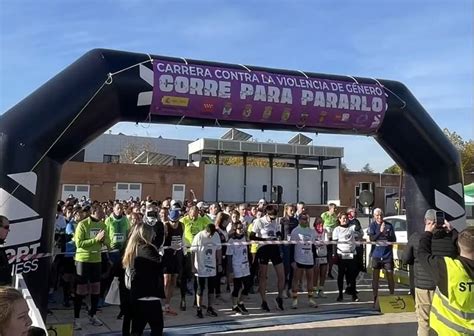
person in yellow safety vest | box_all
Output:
[418,220,473,335]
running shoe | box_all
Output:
[352,295,360,302]
[275,297,284,311]
[317,290,327,298]
[291,298,298,309]
[232,305,243,315]
[89,315,103,326]
[261,301,270,312]
[207,307,218,317]
[165,307,178,316]
[238,303,249,315]
[196,308,203,318]
[73,320,82,330]
[308,298,318,308]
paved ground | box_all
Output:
[46,269,417,335]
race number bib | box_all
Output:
[316,257,327,264]
[302,247,312,255]
[114,233,125,243]
[340,253,354,260]
[90,229,100,238]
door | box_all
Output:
[115,183,142,201]
[62,184,90,201]
[172,184,185,203]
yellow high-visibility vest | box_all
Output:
[430,257,474,336]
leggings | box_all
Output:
[180,254,193,298]
[337,258,357,294]
[232,276,252,298]
[196,276,217,296]
[131,300,163,336]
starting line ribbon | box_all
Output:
[7,239,405,263]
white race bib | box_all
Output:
[90,229,100,238]
[341,253,354,260]
[302,247,312,255]
[316,257,327,264]
[114,233,124,243]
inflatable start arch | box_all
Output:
[0,49,466,315]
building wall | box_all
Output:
[203,164,339,204]
[339,171,403,214]
[83,134,192,162]
[60,162,205,201]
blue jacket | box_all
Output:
[368,220,396,261]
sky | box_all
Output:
[1,0,472,172]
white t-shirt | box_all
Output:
[315,230,328,260]
[290,226,316,265]
[226,236,250,278]
[332,225,356,255]
[252,216,279,240]
[191,231,222,277]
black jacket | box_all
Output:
[403,230,458,290]
[417,231,473,300]
[0,243,12,286]
[130,244,165,301]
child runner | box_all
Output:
[226,222,251,315]
[191,224,222,318]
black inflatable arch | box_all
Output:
[0,49,466,314]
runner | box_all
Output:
[227,222,251,315]
[332,212,359,302]
[321,203,338,279]
[290,213,318,308]
[313,217,328,298]
[279,203,299,297]
[162,209,184,316]
[179,206,212,311]
[191,224,222,318]
[73,205,110,330]
[250,205,285,311]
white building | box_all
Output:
[69,131,343,204]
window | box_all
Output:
[172,184,186,203]
[103,154,120,163]
[129,184,141,190]
[115,183,142,201]
[61,184,90,201]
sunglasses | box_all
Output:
[1,225,10,230]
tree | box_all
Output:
[205,156,289,168]
[120,141,156,164]
[443,128,474,176]
[361,163,374,173]
[340,163,349,172]
[384,164,402,174]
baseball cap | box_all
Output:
[196,201,209,210]
[258,199,266,204]
[170,199,182,209]
[169,209,181,221]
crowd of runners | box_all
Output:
[44,196,400,335]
